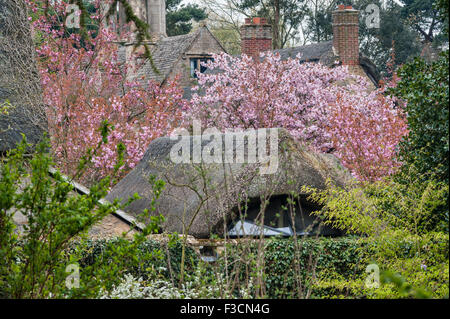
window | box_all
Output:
[190,57,212,78]
[226,195,343,238]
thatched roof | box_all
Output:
[105,128,352,238]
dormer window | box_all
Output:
[190,57,212,78]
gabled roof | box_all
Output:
[133,32,199,84]
[125,26,226,85]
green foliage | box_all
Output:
[216,236,364,299]
[301,177,449,299]
[65,236,198,298]
[166,0,208,36]
[389,50,449,184]
[313,236,449,299]
[435,0,449,37]
[263,237,363,298]
[398,0,448,45]
[0,133,123,298]
[380,270,433,298]
[79,233,446,299]
[0,100,12,116]
[61,173,168,298]
[304,175,448,235]
[0,122,171,298]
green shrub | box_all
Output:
[389,50,449,184]
[0,127,167,299]
[301,177,449,298]
[265,236,364,298]
[215,236,364,299]
[68,237,198,284]
[0,135,123,298]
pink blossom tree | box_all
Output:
[29,0,187,184]
[188,52,408,181]
[327,89,408,181]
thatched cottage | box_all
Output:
[92,4,378,239]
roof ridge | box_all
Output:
[274,40,333,52]
[158,29,200,42]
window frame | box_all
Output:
[188,55,213,79]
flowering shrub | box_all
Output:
[188,52,408,181]
[189,52,350,152]
[327,89,408,181]
[99,268,253,299]
[29,0,187,184]
[98,274,183,299]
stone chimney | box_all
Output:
[240,17,272,58]
[112,0,167,40]
[332,5,359,65]
[147,0,167,39]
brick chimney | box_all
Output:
[240,17,272,58]
[332,5,359,65]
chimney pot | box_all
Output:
[252,17,268,25]
[253,17,262,24]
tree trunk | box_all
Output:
[0,0,46,153]
[272,0,280,49]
